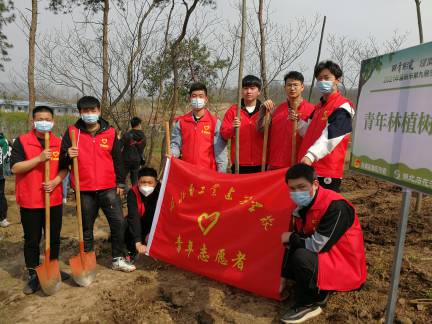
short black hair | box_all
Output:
[285,163,317,184]
[138,167,157,179]
[77,96,101,111]
[242,75,262,90]
[33,105,54,118]
[284,71,304,84]
[189,82,208,96]
[130,117,142,128]
[314,60,343,79]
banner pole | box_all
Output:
[384,188,412,324]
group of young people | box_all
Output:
[8,59,366,323]
[169,59,366,323]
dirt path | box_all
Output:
[0,172,431,323]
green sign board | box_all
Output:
[350,42,432,194]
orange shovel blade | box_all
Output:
[36,259,61,295]
[69,251,97,287]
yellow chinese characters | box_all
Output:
[198,243,210,262]
[185,240,194,257]
[214,248,228,266]
[175,235,183,254]
[232,251,246,271]
[260,215,274,231]
[224,187,235,200]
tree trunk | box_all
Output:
[235,0,247,174]
[308,16,326,102]
[27,0,38,129]
[101,0,110,114]
[258,0,268,99]
[414,0,424,44]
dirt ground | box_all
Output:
[0,171,431,324]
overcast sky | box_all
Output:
[1,0,431,86]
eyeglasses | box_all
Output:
[285,83,302,89]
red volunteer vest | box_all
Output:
[294,187,367,291]
[220,105,263,166]
[178,110,218,171]
[16,130,63,208]
[69,125,117,191]
[298,92,354,178]
[268,100,315,169]
[131,186,145,217]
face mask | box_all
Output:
[316,80,334,94]
[81,113,99,124]
[139,185,155,197]
[191,98,206,110]
[34,121,54,133]
[290,190,313,207]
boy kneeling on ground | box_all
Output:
[125,167,160,261]
[280,164,367,323]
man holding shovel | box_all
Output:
[258,71,315,170]
[60,96,135,274]
[11,106,68,294]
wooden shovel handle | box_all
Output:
[44,132,51,252]
[165,121,171,157]
[71,130,84,250]
[291,105,298,166]
[261,110,270,172]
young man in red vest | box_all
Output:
[258,71,315,170]
[280,164,366,323]
[124,167,160,262]
[11,106,68,294]
[60,96,135,272]
[221,75,264,173]
[170,82,227,172]
[298,61,355,192]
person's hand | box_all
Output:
[68,147,79,158]
[281,232,292,244]
[135,242,147,254]
[261,100,275,112]
[301,156,313,166]
[165,153,172,158]
[43,178,60,193]
[233,117,241,128]
[288,110,299,121]
[39,149,52,162]
[117,187,124,196]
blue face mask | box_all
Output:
[290,190,314,207]
[81,113,99,124]
[316,80,334,94]
[34,120,54,133]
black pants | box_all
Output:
[20,205,63,269]
[281,247,328,305]
[318,177,342,192]
[124,161,140,185]
[80,189,126,258]
[0,178,7,221]
[231,165,262,174]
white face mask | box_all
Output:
[139,185,155,197]
[191,98,206,110]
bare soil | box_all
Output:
[0,172,431,324]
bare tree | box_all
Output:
[414,0,423,44]
[257,0,268,98]
[27,0,37,128]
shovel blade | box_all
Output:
[36,259,61,296]
[69,251,97,287]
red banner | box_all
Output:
[147,158,294,299]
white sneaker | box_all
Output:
[112,257,136,272]
[0,219,10,228]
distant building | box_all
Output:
[0,99,78,116]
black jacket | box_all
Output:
[120,129,146,164]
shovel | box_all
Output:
[69,130,96,287]
[36,132,62,295]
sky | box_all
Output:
[0,0,431,87]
